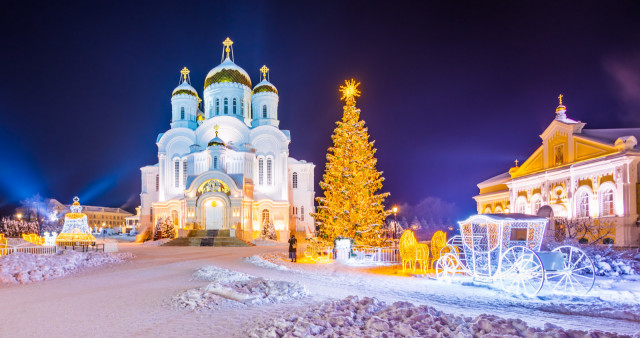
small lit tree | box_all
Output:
[312,80,390,246]
[261,221,276,240]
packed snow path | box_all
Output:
[0,244,637,336]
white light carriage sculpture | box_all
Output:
[435,214,595,296]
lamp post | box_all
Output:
[392,205,398,239]
[16,213,22,221]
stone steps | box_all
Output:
[161,229,250,247]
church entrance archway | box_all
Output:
[205,200,224,230]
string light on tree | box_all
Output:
[311,79,390,246]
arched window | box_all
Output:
[241,100,244,116]
[600,188,614,216]
[532,197,541,215]
[603,238,614,245]
[292,172,298,189]
[262,105,267,118]
[516,199,526,214]
[155,174,159,192]
[494,206,503,214]
[224,98,229,114]
[215,99,220,115]
[233,98,237,114]
[577,191,590,218]
[578,237,589,244]
[209,103,213,118]
[267,158,272,185]
[174,160,180,188]
[261,209,270,226]
[483,207,491,214]
[301,206,304,221]
[258,158,264,185]
[213,156,218,169]
[182,160,188,188]
[180,107,185,120]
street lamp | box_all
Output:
[16,213,22,221]
[391,205,399,239]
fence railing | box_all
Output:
[351,245,400,264]
[0,245,57,256]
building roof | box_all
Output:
[579,128,640,146]
[204,58,252,89]
[477,171,510,189]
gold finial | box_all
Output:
[558,94,563,106]
[260,65,269,80]
[339,79,361,103]
[180,67,190,82]
[214,124,220,136]
[515,159,519,167]
[223,37,233,59]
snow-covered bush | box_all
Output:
[260,221,276,240]
[0,217,39,237]
[247,296,621,337]
[542,240,638,277]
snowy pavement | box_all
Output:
[0,244,637,336]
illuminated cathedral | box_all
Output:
[475,96,640,246]
[139,38,315,242]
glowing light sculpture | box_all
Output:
[55,197,96,246]
[430,231,447,269]
[434,214,595,296]
[399,230,429,273]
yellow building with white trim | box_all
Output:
[474,96,640,246]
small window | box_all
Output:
[601,189,614,216]
[155,174,159,192]
[174,160,180,188]
[233,98,237,114]
[183,160,188,188]
[578,237,589,244]
[241,100,244,116]
[214,156,218,169]
[258,158,264,185]
[224,98,229,114]
[301,206,304,221]
[510,228,527,241]
[262,105,267,118]
[578,191,590,218]
[208,104,213,118]
[215,99,220,115]
[180,107,185,120]
[267,158,272,185]
[292,172,298,189]
[603,238,614,245]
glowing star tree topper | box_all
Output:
[311,79,391,246]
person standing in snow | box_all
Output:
[288,234,297,262]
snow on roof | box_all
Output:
[477,171,510,188]
[579,128,640,146]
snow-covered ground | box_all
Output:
[0,244,637,336]
[0,250,132,284]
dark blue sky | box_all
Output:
[1,1,639,217]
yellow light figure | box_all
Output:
[399,229,429,273]
[55,197,96,246]
[0,234,7,256]
[303,242,333,263]
[22,233,45,246]
[430,231,447,269]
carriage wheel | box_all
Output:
[497,246,545,297]
[435,253,460,282]
[546,246,595,295]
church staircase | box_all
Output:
[162,229,251,247]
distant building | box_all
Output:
[474,96,640,246]
[48,199,133,230]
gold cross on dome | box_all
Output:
[515,159,519,167]
[180,67,190,82]
[222,37,233,58]
[260,65,269,80]
[214,124,220,136]
[558,94,563,105]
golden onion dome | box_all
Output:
[252,79,278,95]
[172,81,199,98]
[204,58,252,90]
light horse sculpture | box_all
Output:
[399,230,430,273]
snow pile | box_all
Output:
[245,254,289,271]
[580,245,639,276]
[0,250,133,284]
[250,238,283,246]
[174,266,307,310]
[191,265,252,283]
[247,296,622,337]
[140,238,172,246]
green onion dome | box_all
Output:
[204,58,252,90]
[252,79,278,95]
[172,82,198,98]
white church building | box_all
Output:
[139,38,315,242]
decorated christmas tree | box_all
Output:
[261,221,276,240]
[312,79,390,246]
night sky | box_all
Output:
[1,1,639,218]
